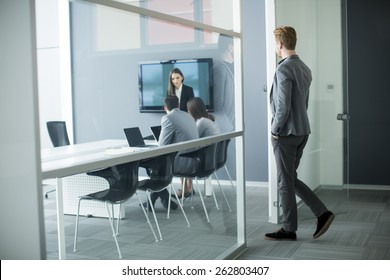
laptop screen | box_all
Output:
[123,127,145,147]
[150,125,161,141]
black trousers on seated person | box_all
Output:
[150,189,169,204]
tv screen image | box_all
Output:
[138,58,213,112]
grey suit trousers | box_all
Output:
[272,134,327,232]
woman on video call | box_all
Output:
[167,68,194,112]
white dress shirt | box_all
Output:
[175,84,182,102]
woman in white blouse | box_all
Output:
[167,68,194,112]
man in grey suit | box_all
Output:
[212,33,235,132]
[149,95,199,209]
[212,33,236,181]
[265,26,335,241]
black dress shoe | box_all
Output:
[265,228,297,241]
[185,190,195,198]
[173,190,195,199]
[313,211,335,239]
[161,199,178,210]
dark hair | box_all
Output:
[187,97,215,121]
[167,68,184,96]
[164,95,179,111]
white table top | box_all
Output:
[41,139,158,180]
[41,133,242,180]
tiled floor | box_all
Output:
[238,188,390,260]
[43,184,390,260]
[43,181,239,260]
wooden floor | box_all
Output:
[43,183,390,260]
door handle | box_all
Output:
[337,113,350,121]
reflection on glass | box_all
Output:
[146,0,195,45]
[145,0,236,43]
[95,4,141,51]
[212,34,235,132]
[70,0,240,259]
[212,34,236,180]
[115,0,235,32]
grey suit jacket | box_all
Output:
[212,59,235,132]
[159,108,199,174]
[270,55,312,136]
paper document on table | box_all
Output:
[104,146,135,155]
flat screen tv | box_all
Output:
[138,58,213,112]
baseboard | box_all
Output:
[140,176,269,188]
[245,181,268,188]
[342,184,390,191]
[318,184,344,190]
[319,184,390,191]
[138,179,390,191]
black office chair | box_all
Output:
[137,152,190,240]
[212,139,233,211]
[214,139,235,191]
[185,141,231,212]
[73,161,158,259]
[44,121,71,198]
[174,143,218,222]
[47,121,70,147]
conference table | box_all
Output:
[41,139,164,259]
[41,132,240,259]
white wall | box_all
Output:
[267,0,343,222]
[36,0,72,148]
[0,0,46,259]
[275,0,321,190]
[275,0,343,188]
[36,0,61,148]
[317,0,343,186]
[242,1,269,183]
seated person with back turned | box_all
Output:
[187,97,220,138]
[185,97,220,197]
[147,95,199,210]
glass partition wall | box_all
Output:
[66,0,245,260]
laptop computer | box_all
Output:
[123,127,157,148]
[149,125,161,142]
